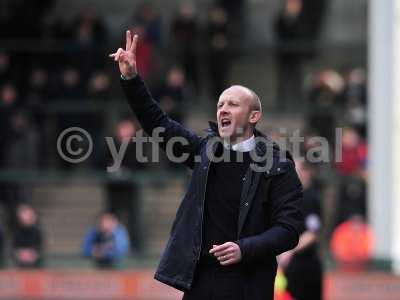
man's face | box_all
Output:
[217,86,254,143]
[99,214,117,234]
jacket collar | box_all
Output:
[204,121,292,176]
[223,135,255,152]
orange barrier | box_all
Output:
[325,271,400,300]
[0,270,182,300]
[1,270,400,299]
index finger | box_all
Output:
[209,243,230,254]
[126,30,132,51]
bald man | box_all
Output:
[111,31,303,300]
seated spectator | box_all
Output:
[155,66,188,124]
[335,127,367,178]
[12,204,44,268]
[207,5,230,101]
[0,52,17,84]
[70,9,109,73]
[102,118,150,172]
[306,69,345,143]
[82,212,130,268]
[133,2,163,48]
[342,68,367,138]
[59,67,85,99]
[171,1,199,90]
[87,70,111,99]
[127,25,155,80]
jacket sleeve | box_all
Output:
[237,160,303,264]
[81,229,96,257]
[114,226,130,258]
[120,75,202,169]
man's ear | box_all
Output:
[249,111,262,125]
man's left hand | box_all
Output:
[209,242,242,266]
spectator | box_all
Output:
[343,68,367,138]
[0,52,17,85]
[12,204,44,268]
[207,5,230,101]
[171,1,199,90]
[334,127,367,224]
[103,118,149,172]
[6,111,39,169]
[82,212,130,268]
[155,66,188,124]
[103,119,150,251]
[306,69,345,143]
[274,0,305,108]
[69,9,109,74]
[27,66,51,105]
[335,127,367,177]
[336,176,367,225]
[279,160,323,300]
[274,0,326,109]
[58,67,85,99]
[0,84,26,227]
[133,2,163,48]
[0,83,19,166]
[217,0,245,38]
[87,70,111,100]
[127,25,155,80]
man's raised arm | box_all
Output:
[109,31,201,168]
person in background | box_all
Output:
[12,204,44,268]
[171,1,199,91]
[334,127,367,224]
[133,2,163,49]
[342,68,367,138]
[306,69,345,143]
[278,160,322,300]
[103,119,148,252]
[127,25,155,80]
[274,0,326,109]
[217,0,245,39]
[155,66,188,125]
[82,212,130,268]
[207,5,230,101]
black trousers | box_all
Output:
[182,258,245,300]
[285,247,322,300]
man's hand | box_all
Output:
[277,250,293,269]
[109,30,138,79]
[209,242,242,266]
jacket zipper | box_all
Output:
[197,159,211,262]
[236,168,251,240]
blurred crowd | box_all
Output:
[0,203,130,269]
[0,0,369,286]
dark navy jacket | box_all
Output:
[121,75,303,300]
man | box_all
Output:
[279,160,322,300]
[13,204,43,268]
[82,212,130,268]
[110,31,303,300]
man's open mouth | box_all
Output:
[221,118,231,128]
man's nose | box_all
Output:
[219,107,229,115]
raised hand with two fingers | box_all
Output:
[109,30,139,79]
